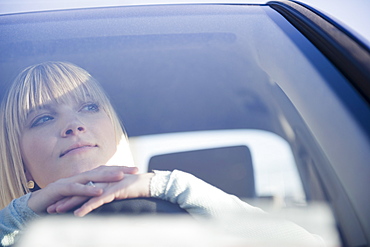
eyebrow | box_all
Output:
[27,104,54,116]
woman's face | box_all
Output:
[20,98,117,188]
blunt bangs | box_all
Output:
[12,62,111,131]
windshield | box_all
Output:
[2,4,368,246]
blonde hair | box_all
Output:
[0,61,126,209]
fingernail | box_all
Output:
[74,209,83,217]
[94,188,103,194]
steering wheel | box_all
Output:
[90,198,188,215]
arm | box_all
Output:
[48,169,324,245]
[150,170,264,218]
[150,170,325,245]
[0,194,39,247]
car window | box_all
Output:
[1,4,369,245]
[0,1,357,208]
[130,130,306,204]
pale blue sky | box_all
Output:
[302,0,370,47]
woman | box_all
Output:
[0,62,323,246]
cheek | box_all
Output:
[93,115,118,157]
[102,119,118,153]
[20,131,55,178]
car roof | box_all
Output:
[1,0,369,48]
[0,0,266,15]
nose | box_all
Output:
[61,121,86,137]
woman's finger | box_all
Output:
[67,166,138,185]
[74,193,116,217]
[28,182,103,214]
[49,182,108,214]
[55,195,89,213]
[28,167,137,214]
[124,166,139,174]
[73,173,153,217]
[47,197,70,213]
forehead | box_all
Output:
[24,79,97,109]
[27,97,83,113]
[27,91,98,111]
[21,87,99,125]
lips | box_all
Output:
[60,143,97,157]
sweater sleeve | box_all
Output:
[149,170,325,246]
[0,193,40,247]
[150,169,264,218]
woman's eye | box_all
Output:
[31,115,54,127]
[81,103,99,112]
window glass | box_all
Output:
[1,4,368,210]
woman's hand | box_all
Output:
[27,166,138,214]
[47,172,155,217]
